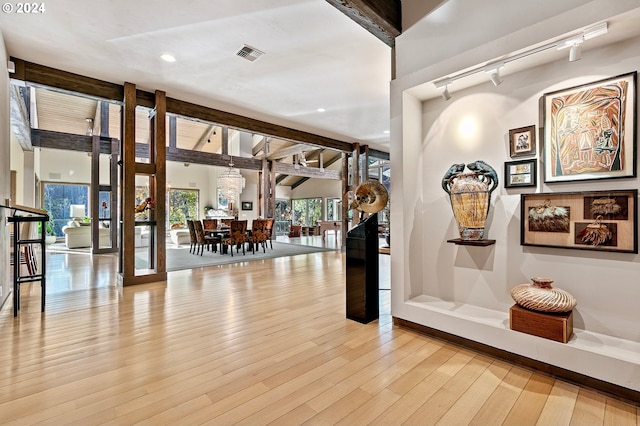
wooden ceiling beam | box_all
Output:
[10,58,356,153]
[252,136,268,156]
[273,162,341,180]
[191,124,215,151]
[31,128,262,170]
[289,153,342,189]
[325,0,401,47]
[264,143,317,161]
[31,128,117,153]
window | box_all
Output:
[326,198,341,221]
[274,199,291,236]
[292,198,322,226]
[42,183,89,237]
[169,188,199,226]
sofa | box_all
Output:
[62,222,150,248]
[62,223,111,248]
[170,228,191,245]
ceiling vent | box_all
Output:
[236,45,265,62]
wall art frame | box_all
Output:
[543,71,637,183]
[520,189,637,253]
[509,125,536,158]
[504,159,537,188]
[241,201,253,210]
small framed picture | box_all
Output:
[241,201,253,210]
[504,159,537,188]
[509,125,536,158]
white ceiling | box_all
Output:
[0,0,392,150]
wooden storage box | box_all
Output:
[510,304,573,343]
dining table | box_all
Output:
[206,228,230,253]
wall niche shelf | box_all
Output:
[447,238,496,246]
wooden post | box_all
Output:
[121,83,136,278]
[261,158,269,217]
[341,152,349,247]
[269,160,276,218]
[153,90,167,276]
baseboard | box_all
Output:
[394,316,640,405]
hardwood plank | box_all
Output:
[336,388,401,425]
[569,388,607,425]
[604,397,638,426]
[536,380,580,426]
[402,353,492,424]
[436,360,511,425]
[503,373,555,426]
[469,366,532,426]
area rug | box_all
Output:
[135,241,336,271]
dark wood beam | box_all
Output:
[191,124,214,152]
[264,144,310,160]
[325,0,401,47]
[31,129,118,153]
[252,136,267,156]
[99,101,110,138]
[11,58,124,101]
[164,148,263,170]
[166,97,354,153]
[168,115,177,152]
[365,147,389,160]
[31,128,262,170]
[275,174,288,185]
[12,58,356,154]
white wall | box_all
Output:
[0,31,11,308]
[291,178,341,200]
[391,1,640,392]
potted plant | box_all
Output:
[44,211,56,244]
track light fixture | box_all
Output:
[489,67,503,86]
[432,22,608,98]
[569,43,582,62]
[441,85,452,101]
[434,79,453,101]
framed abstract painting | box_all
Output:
[543,72,637,183]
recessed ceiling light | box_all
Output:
[161,54,176,63]
[383,130,390,134]
[317,108,326,113]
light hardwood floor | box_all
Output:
[1,245,638,425]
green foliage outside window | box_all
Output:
[169,189,199,226]
[292,198,322,226]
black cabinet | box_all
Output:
[346,214,379,323]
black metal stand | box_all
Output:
[346,213,379,323]
[6,207,48,317]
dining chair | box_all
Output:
[264,218,275,249]
[248,219,268,254]
[203,218,217,231]
[192,220,216,255]
[221,220,248,256]
[186,220,197,254]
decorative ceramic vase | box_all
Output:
[510,277,577,313]
[442,161,498,240]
